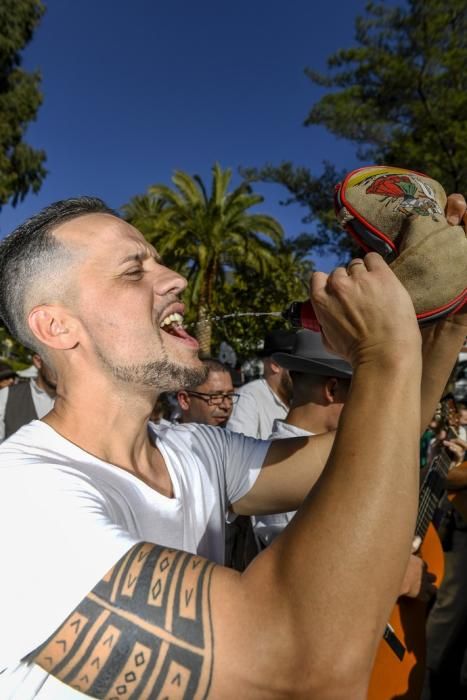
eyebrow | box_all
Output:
[119,250,162,265]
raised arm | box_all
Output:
[235,194,466,518]
[29,255,422,700]
[420,193,466,429]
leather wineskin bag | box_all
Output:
[334,166,466,324]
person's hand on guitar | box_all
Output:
[443,436,467,467]
[398,554,437,602]
[443,437,467,493]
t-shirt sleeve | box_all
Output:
[221,428,271,506]
[226,388,260,438]
[252,512,295,546]
[0,464,138,667]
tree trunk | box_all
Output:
[195,305,211,358]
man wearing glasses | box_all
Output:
[176,358,250,569]
[176,358,238,428]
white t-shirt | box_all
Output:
[252,421,313,547]
[227,378,288,439]
[0,420,269,699]
[269,419,312,440]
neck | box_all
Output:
[285,402,331,435]
[42,370,172,495]
[35,374,56,398]
[266,375,290,408]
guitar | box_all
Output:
[367,401,458,699]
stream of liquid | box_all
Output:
[206,311,282,323]
[185,310,283,330]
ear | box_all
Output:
[268,359,282,375]
[323,377,339,404]
[177,391,190,411]
[31,353,42,370]
[28,305,79,351]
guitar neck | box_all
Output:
[416,447,453,540]
[416,405,460,540]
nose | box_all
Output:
[153,262,187,297]
[218,396,234,411]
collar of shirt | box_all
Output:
[264,379,288,412]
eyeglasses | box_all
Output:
[186,391,240,406]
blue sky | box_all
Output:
[1,0,371,270]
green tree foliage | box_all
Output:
[0,0,46,209]
[0,321,32,368]
[119,193,166,239]
[245,0,467,260]
[123,164,311,358]
[306,0,467,192]
[210,243,312,360]
[241,161,358,261]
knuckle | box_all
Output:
[448,193,466,204]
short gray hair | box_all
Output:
[0,196,116,353]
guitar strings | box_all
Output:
[417,454,452,531]
[416,422,459,536]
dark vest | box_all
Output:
[4,381,38,439]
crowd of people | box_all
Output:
[0,195,465,699]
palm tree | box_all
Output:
[120,193,166,238]
[123,163,285,354]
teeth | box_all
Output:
[160,312,184,328]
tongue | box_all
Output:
[170,325,195,341]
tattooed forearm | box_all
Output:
[29,543,215,699]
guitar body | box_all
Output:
[367,523,444,700]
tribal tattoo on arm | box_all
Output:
[28,543,215,699]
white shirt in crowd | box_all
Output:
[269,419,312,441]
[227,378,288,439]
[0,380,55,442]
[0,420,269,699]
[252,419,313,548]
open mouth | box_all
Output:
[160,311,184,335]
[159,310,199,348]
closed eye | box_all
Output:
[124,268,145,279]
[121,253,161,280]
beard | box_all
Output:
[95,346,208,392]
